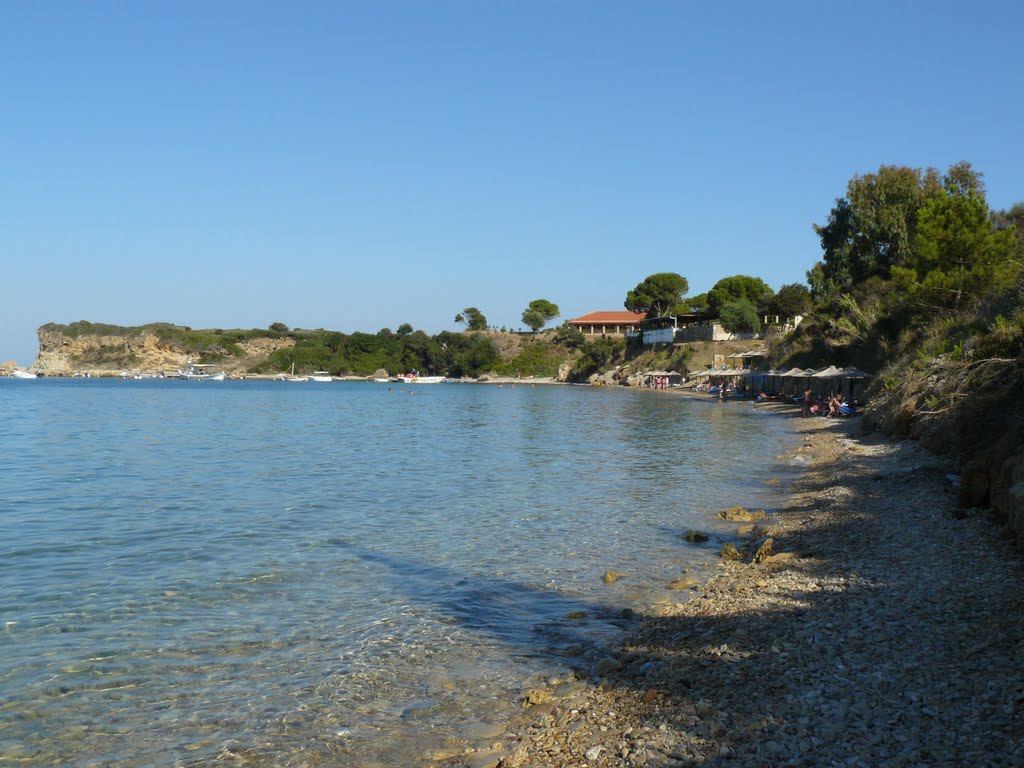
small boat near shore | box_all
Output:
[390,373,447,384]
[179,363,226,381]
[309,371,333,382]
[11,369,38,379]
[277,363,308,383]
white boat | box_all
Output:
[277,363,308,383]
[309,371,333,382]
[11,369,38,379]
[391,373,446,384]
[179,362,226,381]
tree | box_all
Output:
[396,323,414,337]
[718,299,762,334]
[766,283,812,319]
[706,275,774,315]
[894,190,1020,314]
[521,299,560,332]
[436,331,499,377]
[269,322,290,333]
[993,202,1024,257]
[683,292,709,312]
[455,307,487,331]
[553,322,586,349]
[809,163,984,300]
[624,273,689,316]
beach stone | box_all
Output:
[682,530,710,543]
[719,543,745,560]
[464,749,505,768]
[668,577,701,591]
[596,657,622,675]
[465,722,505,741]
[602,570,626,584]
[522,689,552,707]
[401,700,439,720]
[526,701,556,717]
[718,506,767,522]
[762,552,799,571]
[752,538,774,563]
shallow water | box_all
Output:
[0,379,800,766]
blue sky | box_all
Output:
[2,1,1022,364]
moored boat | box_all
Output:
[277,363,308,382]
[11,369,38,379]
[309,371,333,382]
[391,373,447,384]
[179,362,226,381]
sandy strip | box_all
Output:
[446,414,1024,768]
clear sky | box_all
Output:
[2,1,1022,365]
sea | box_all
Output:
[0,378,802,767]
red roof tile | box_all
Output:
[569,311,646,324]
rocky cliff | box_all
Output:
[33,326,294,375]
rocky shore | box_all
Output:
[443,415,1024,768]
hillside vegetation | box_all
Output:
[37,321,584,379]
[767,162,1024,543]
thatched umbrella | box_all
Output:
[812,365,844,395]
[779,367,809,398]
[838,366,872,401]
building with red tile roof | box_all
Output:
[568,311,646,336]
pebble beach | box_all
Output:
[444,411,1024,768]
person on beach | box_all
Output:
[827,394,840,417]
[802,387,813,416]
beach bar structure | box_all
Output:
[568,311,646,336]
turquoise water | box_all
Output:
[0,379,799,766]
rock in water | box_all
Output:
[668,577,701,590]
[718,506,767,522]
[682,529,710,543]
[602,570,626,584]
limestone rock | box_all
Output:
[719,543,745,560]
[717,506,767,522]
[752,538,774,564]
[602,570,626,584]
[464,750,505,768]
[761,552,799,571]
[522,688,552,707]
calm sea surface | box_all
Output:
[0,379,801,766]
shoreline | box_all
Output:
[443,415,1024,767]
